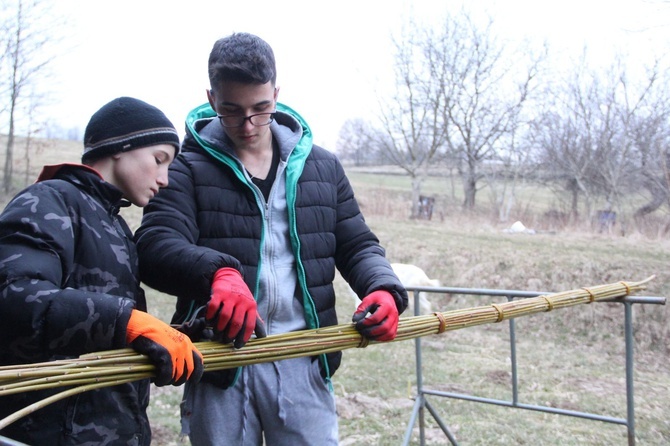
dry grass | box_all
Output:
[0,137,668,445]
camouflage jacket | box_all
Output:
[0,164,151,445]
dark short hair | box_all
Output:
[208,32,277,89]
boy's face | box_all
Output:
[109,144,175,207]
[207,81,278,152]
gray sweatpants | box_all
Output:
[181,356,338,445]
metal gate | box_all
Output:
[401,285,666,446]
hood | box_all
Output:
[36,163,102,183]
[183,101,313,165]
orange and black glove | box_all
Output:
[126,310,204,386]
[206,267,264,349]
[352,290,400,341]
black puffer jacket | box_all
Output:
[135,103,407,386]
[0,165,150,445]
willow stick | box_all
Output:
[0,276,654,429]
[0,377,139,430]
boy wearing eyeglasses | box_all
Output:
[135,32,408,445]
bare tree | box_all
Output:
[0,0,57,193]
[375,21,448,218]
[631,80,670,219]
[534,56,666,222]
[484,124,537,222]
[371,11,543,216]
[335,118,384,166]
[433,13,539,210]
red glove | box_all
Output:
[352,290,399,341]
[206,267,260,349]
[126,310,204,386]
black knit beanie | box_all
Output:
[82,97,180,163]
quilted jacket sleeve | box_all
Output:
[0,184,134,363]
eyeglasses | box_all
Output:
[216,112,276,128]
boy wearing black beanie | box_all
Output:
[0,97,203,445]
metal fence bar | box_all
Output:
[507,296,519,406]
[625,302,636,446]
[403,289,460,445]
[401,286,666,446]
[420,388,628,423]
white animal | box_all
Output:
[348,263,440,316]
[503,220,536,234]
[390,263,439,315]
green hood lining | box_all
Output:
[184,102,332,383]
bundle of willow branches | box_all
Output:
[0,277,653,428]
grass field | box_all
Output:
[1,138,668,445]
[139,186,669,445]
[140,213,669,446]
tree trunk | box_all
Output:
[634,179,668,218]
[462,169,477,210]
[410,174,422,219]
[3,111,16,193]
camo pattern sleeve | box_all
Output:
[0,179,137,364]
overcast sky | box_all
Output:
[47,0,669,149]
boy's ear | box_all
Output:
[207,89,216,110]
